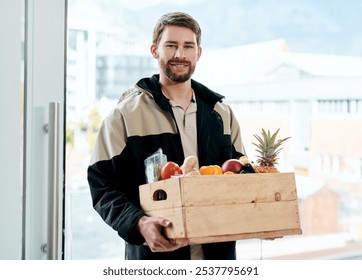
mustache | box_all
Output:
[167,59,191,65]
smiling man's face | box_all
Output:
[151,25,202,83]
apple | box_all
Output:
[160,161,182,179]
[221,159,243,174]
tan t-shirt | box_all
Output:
[168,91,204,260]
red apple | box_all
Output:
[160,161,182,179]
[221,159,243,174]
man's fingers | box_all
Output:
[148,240,185,252]
[163,220,171,227]
[138,216,184,252]
[156,217,171,228]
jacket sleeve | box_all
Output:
[213,102,246,159]
[87,108,146,245]
[228,105,247,157]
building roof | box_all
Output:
[195,39,289,86]
[218,76,362,101]
[269,52,362,78]
[194,39,362,87]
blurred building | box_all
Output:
[194,39,362,240]
[67,28,157,123]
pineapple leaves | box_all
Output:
[252,128,291,167]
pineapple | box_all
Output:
[252,128,290,173]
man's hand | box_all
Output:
[136,216,185,252]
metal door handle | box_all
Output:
[47,102,60,259]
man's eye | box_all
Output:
[166,44,176,48]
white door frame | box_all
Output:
[0,0,24,261]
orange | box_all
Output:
[199,165,222,175]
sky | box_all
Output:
[69,0,362,57]
[117,0,201,10]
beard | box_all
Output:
[160,58,196,83]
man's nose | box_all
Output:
[174,47,185,59]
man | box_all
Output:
[87,12,246,260]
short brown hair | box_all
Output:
[152,12,202,47]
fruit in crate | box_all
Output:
[238,156,256,173]
[160,161,182,179]
[199,165,223,175]
[252,128,291,173]
[221,159,243,174]
[181,155,200,176]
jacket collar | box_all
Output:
[136,74,225,108]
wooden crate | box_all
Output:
[139,172,302,245]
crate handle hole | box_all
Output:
[153,189,167,201]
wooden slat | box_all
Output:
[170,229,303,245]
[145,200,301,242]
[181,173,297,207]
[140,173,298,210]
[184,200,300,237]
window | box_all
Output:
[317,99,362,114]
[66,0,362,260]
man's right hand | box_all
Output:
[136,216,185,252]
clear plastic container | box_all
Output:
[144,148,167,183]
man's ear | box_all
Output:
[197,46,202,61]
[150,44,158,58]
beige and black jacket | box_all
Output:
[87,74,245,260]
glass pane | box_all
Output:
[65,0,362,259]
